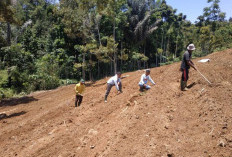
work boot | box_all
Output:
[104,95,107,103]
[183,87,188,91]
[180,80,185,91]
[181,81,188,91]
[183,81,188,91]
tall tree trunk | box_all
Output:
[175,31,179,58]
[160,29,164,64]
[113,58,117,74]
[7,22,12,87]
[175,41,178,58]
[110,61,113,75]
[96,20,101,79]
[89,72,92,82]
[133,60,135,71]
[82,53,85,80]
[97,58,100,79]
[97,22,101,46]
[120,42,123,72]
[156,53,158,67]
[163,39,166,63]
[166,36,170,62]
[7,22,11,46]
[113,16,117,74]
[89,54,93,81]
[143,44,146,69]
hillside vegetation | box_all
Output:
[0,49,231,156]
[1,0,232,97]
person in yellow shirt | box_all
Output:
[74,79,85,107]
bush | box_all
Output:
[40,75,60,90]
[213,47,227,52]
[0,88,14,99]
[150,63,157,68]
[173,58,180,62]
[160,61,174,66]
[26,74,60,92]
[0,89,4,99]
[192,50,205,57]
[0,70,8,88]
[24,54,61,91]
[65,79,73,84]
[60,79,78,85]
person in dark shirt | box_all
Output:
[180,44,197,91]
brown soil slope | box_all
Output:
[0,49,232,157]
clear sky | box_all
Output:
[165,0,232,23]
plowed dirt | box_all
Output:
[0,49,232,157]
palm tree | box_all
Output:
[127,0,162,68]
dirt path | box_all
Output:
[0,49,232,157]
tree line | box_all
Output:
[0,0,232,98]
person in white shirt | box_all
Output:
[139,69,156,91]
[105,72,122,102]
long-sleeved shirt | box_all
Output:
[107,74,121,91]
[75,83,85,95]
[139,74,155,85]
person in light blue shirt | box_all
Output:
[139,69,156,91]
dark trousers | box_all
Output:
[75,95,83,107]
[105,82,122,100]
[139,84,151,92]
[181,68,189,81]
[139,85,144,91]
[139,85,147,92]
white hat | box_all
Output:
[187,44,196,51]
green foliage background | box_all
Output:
[0,0,232,98]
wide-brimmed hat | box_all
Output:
[187,44,196,51]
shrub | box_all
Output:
[0,88,14,99]
[0,70,8,88]
[27,74,60,92]
[173,58,180,62]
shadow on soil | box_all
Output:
[0,111,27,120]
[187,82,196,89]
[0,96,38,107]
